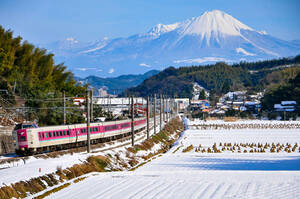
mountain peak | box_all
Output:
[179,10,253,37]
[148,23,180,37]
[147,10,254,41]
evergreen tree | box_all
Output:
[198,90,206,100]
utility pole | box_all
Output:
[63,91,66,125]
[146,96,150,139]
[163,95,165,123]
[128,96,130,117]
[131,96,135,146]
[166,97,168,122]
[154,94,156,134]
[86,90,91,153]
[160,94,162,131]
[90,89,93,122]
[108,95,110,113]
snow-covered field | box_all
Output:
[0,119,164,185]
[40,119,300,199]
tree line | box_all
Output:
[0,26,87,125]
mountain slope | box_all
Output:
[43,10,300,77]
[122,56,300,98]
[76,70,159,95]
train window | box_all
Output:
[96,127,98,132]
[45,133,47,138]
[49,132,52,137]
[121,123,130,128]
[60,131,63,136]
[14,124,22,130]
[84,128,86,133]
[56,131,59,136]
[67,130,70,135]
[80,129,83,134]
[42,133,44,138]
[63,131,66,136]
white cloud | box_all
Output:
[139,63,151,68]
[66,37,78,43]
[77,67,96,71]
[108,68,115,74]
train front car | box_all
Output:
[12,122,38,155]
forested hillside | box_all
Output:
[123,56,300,98]
[0,26,86,125]
[75,70,159,94]
[262,70,300,110]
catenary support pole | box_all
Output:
[90,89,93,122]
[146,96,150,139]
[163,95,165,123]
[166,97,168,122]
[63,90,66,125]
[154,94,156,134]
[86,90,91,153]
[160,94,162,131]
[131,96,135,146]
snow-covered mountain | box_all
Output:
[42,10,300,77]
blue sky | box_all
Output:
[0,0,300,44]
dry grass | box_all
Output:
[0,117,184,199]
[172,146,182,154]
[73,177,87,183]
[33,183,71,199]
[224,117,238,122]
[182,145,194,153]
[195,142,299,154]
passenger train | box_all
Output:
[12,118,146,155]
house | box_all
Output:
[274,101,297,112]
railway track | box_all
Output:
[0,116,164,167]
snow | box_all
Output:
[148,23,180,37]
[79,43,107,54]
[187,119,300,125]
[39,119,300,199]
[174,57,232,64]
[0,117,164,185]
[45,10,300,77]
[281,101,297,105]
[178,10,253,38]
[41,170,300,199]
[258,30,268,35]
[236,47,255,56]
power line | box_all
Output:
[1,97,78,101]
[4,106,82,110]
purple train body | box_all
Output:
[12,118,146,154]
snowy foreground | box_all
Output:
[42,119,300,199]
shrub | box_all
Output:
[182,145,194,153]
[207,148,212,153]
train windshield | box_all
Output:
[19,135,26,141]
[14,123,38,130]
